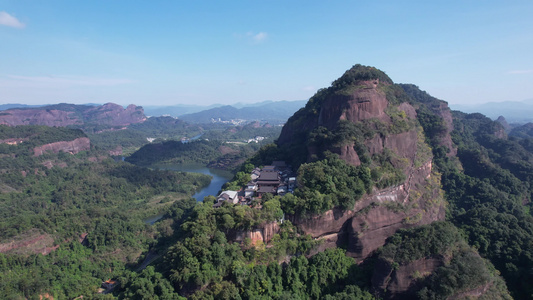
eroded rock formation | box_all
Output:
[0,103,146,127]
[33,137,91,156]
[279,67,449,261]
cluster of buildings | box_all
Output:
[213,161,296,208]
[246,136,266,143]
[210,118,247,125]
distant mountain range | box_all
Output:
[0,103,145,129]
[142,104,223,117]
[178,100,307,124]
[2,100,307,125]
[450,98,533,123]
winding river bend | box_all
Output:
[157,163,233,201]
[144,163,233,225]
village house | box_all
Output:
[251,167,261,181]
[255,165,281,197]
[213,190,239,207]
[244,182,258,199]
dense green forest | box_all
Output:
[86,116,204,154]
[0,126,211,298]
[125,122,280,170]
[376,221,511,299]
[402,84,533,299]
[89,117,281,165]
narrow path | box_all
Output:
[135,251,160,272]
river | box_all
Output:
[157,163,233,201]
[144,163,233,224]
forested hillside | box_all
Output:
[403,84,533,299]
[126,122,281,170]
[0,125,211,298]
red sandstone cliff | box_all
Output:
[0,109,81,127]
[0,103,146,128]
[33,137,91,156]
[278,67,448,262]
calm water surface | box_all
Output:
[144,163,233,224]
[157,163,233,201]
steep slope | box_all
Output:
[276,65,446,261]
[372,222,511,299]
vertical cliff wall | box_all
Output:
[278,65,448,261]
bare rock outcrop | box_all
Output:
[230,222,280,246]
[290,159,445,261]
[0,109,81,127]
[83,103,146,126]
[33,137,90,156]
[318,80,390,129]
[278,66,448,262]
[372,257,444,297]
[0,229,58,255]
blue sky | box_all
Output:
[1,1,532,106]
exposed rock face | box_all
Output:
[83,103,146,126]
[0,229,58,255]
[496,116,511,132]
[289,159,445,261]
[231,222,280,246]
[372,257,444,298]
[33,137,90,156]
[318,80,390,129]
[0,109,81,127]
[279,66,448,262]
[432,102,458,157]
[0,103,146,128]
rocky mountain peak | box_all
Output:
[275,64,449,263]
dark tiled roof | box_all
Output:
[258,172,279,181]
[257,186,276,193]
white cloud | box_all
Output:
[250,32,268,43]
[302,85,316,92]
[507,69,533,74]
[0,11,25,28]
[2,75,134,88]
[235,31,268,44]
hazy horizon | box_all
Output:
[1,1,532,107]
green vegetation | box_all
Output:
[331,64,393,89]
[4,65,533,299]
[403,84,533,299]
[378,222,511,299]
[124,122,281,170]
[288,153,372,214]
[86,116,203,154]
[126,139,264,171]
[0,124,86,153]
[153,199,373,299]
[0,126,212,298]
[380,222,464,264]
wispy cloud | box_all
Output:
[2,75,134,88]
[0,11,25,29]
[248,32,268,43]
[235,31,269,44]
[507,69,533,74]
[302,85,316,92]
